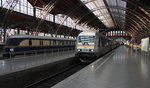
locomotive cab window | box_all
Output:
[78,36,95,43]
[6,38,15,46]
[6,38,23,46]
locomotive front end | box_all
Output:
[76,31,96,63]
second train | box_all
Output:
[75,31,119,63]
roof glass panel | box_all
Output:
[81,0,115,28]
[98,16,105,20]
[81,0,127,29]
[85,2,96,9]
[105,0,126,29]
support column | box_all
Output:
[33,7,36,18]
[1,0,2,7]
[26,28,29,35]
[116,31,118,36]
[0,28,2,43]
[3,25,6,43]
[53,15,55,23]
[17,28,20,34]
[121,31,123,36]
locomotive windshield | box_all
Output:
[5,38,21,46]
[78,36,95,43]
[6,38,14,46]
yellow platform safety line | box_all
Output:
[77,45,95,47]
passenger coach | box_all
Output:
[3,35,76,56]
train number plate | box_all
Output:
[82,49,89,52]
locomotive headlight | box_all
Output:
[91,49,94,52]
[77,49,80,51]
[10,48,14,52]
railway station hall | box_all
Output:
[0,0,150,88]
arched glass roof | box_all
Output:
[81,0,126,29]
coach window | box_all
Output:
[70,41,72,45]
[59,41,62,46]
[68,41,69,45]
[66,41,67,45]
[43,40,50,46]
[40,40,43,46]
[66,41,68,45]
[62,41,64,46]
[73,41,75,45]
[68,41,70,45]
[64,41,66,46]
[65,41,67,45]
[55,41,57,46]
[57,41,59,46]
[49,40,51,46]
[51,40,53,46]
[99,38,102,47]
[32,40,40,46]
[67,41,69,45]
[57,41,60,46]
[98,38,100,47]
[53,41,56,46]
[55,41,58,46]
[102,39,105,47]
[59,41,60,46]
[19,40,29,46]
[61,41,63,46]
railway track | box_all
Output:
[25,61,88,88]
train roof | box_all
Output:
[7,35,75,41]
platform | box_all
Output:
[0,50,75,76]
[52,46,150,88]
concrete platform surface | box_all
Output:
[52,46,150,88]
[0,50,75,76]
